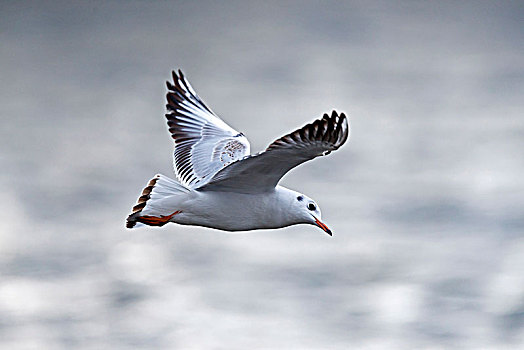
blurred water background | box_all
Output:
[1,1,524,348]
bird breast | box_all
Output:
[177,189,291,231]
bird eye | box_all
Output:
[307,203,316,211]
[297,196,303,201]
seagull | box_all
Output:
[126,70,350,235]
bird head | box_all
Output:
[291,192,332,236]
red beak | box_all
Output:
[314,217,332,236]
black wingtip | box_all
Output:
[126,212,138,229]
[338,113,349,147]
[339,113,347,127]
[324,110,349,149]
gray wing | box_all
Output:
[197,111,349,193]
[165,70,250,188]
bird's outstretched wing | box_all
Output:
[165,70,250,188]
[197,111,349,193]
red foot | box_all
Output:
[138,210,181,226]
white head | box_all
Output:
[285,189,332,236]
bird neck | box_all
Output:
[271,186,302,227]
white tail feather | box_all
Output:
[126,174,189,228]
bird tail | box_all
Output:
[126,174,189,228]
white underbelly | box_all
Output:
[172,190,285,232]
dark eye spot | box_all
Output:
[297,196,303,201]
[308,203,316,211]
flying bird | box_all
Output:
[126,70,350,235]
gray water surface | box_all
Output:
[1,1,524,348]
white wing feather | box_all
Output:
[165,70,250,188]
